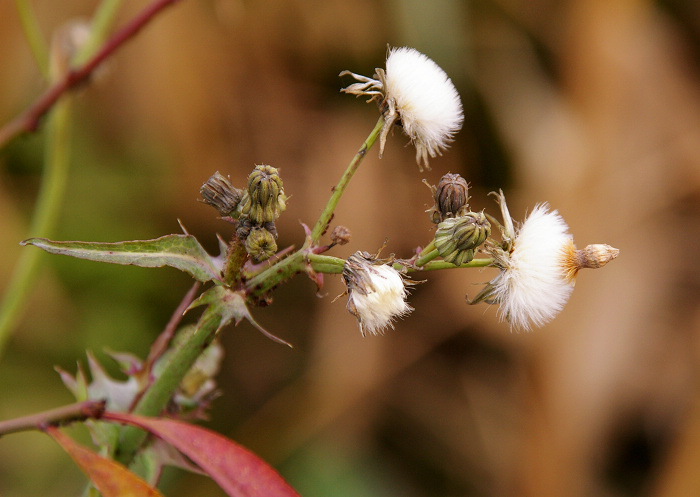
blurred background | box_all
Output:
[2,0,700,496]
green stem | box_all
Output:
[0,94,72,359]
[14,0,49,78]
[310,116,385,243]
[115,309,220,466]
[416,258,493,272]
[245,251,308,296]
[414,240,439,267]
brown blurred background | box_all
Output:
[2,0,700,496]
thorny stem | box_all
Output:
[310,116,385,243]
[0,0,182,149]
[115,308,220,467]
[0,400,105,437]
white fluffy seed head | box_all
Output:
[343,255,412,336]
[492,204,575,331]
[384,47,464,168]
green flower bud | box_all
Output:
[244,227,278,262]
[199,171,243,216]
[434,211,491,264]
[238,165,287,224]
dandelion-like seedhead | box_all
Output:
[469,191,619,331]
[341,46,464,171]
[342,251,413,336]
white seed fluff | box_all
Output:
[384,47,464,168]
[347,264,412,336]
[492,205,575,331]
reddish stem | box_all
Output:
[0,0,183,149]
[0,400,105,437]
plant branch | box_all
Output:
[0,0,182,150]
[0,400,105,437]
[114,306,220,466]
[309,116,385,243]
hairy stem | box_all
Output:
[310,116,385,243]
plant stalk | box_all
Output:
[115,308,220,466]
[310,116,385,243]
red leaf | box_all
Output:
[45,425,163,497]
[103,411,301,497]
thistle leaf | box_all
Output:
[21,234,224,283]
[187,286,292,347]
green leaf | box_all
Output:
[21,234,224,283]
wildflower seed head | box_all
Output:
[239,165,287,224]
[434,212,490,265]
[425,173,470,223]
[244,227,278,262]
[341,46,464,171]
[200,171,243,217]
[342,251,412,336]
[470,193,576,331]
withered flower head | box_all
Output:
[342,251,412,336]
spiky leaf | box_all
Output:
[21,234,224,283]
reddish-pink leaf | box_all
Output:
[103,411,301,497]
[45,425,163,497]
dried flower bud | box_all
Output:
[239,165,287,224]
[434,212,491,264]
[425,173,470,223]
[244,227,278,262]
[562,243,620,283]
[330,225,352,246]
[200,171,243,216]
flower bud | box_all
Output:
[562,243,620,282]
[200,171,243,216]
[434,212,491,264]
[426,173,470,223]
[244,227,278,262]
[239,165,287,224]
[330,225,351,246]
